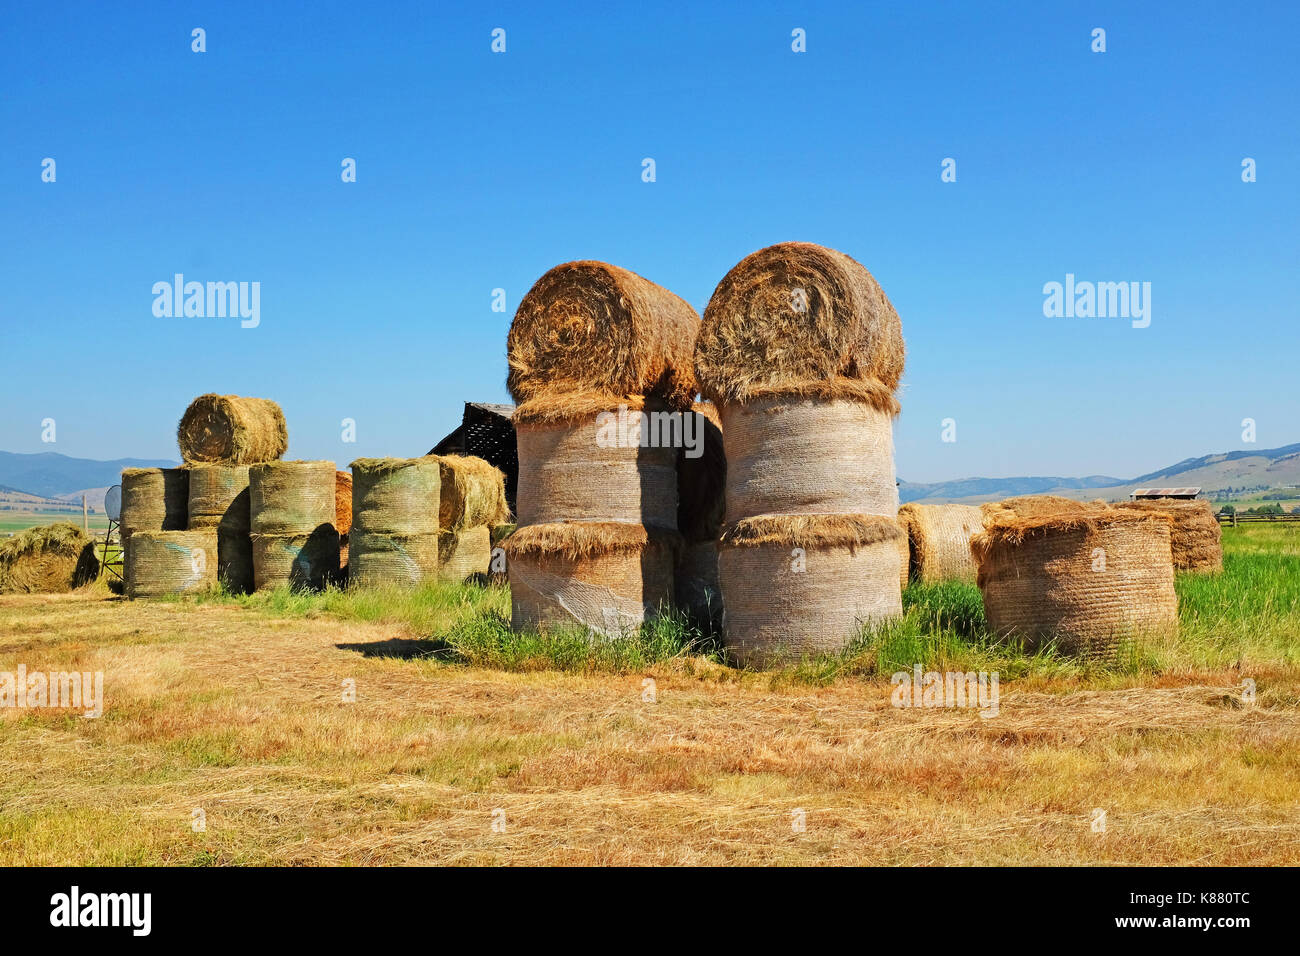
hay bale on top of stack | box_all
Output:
[897,503,984,584]
[971,496,1179,658]
[434,455,509,582]
[1113,498,1222,573]
[348,457,441,588]
[675,401,726,629]
[505,261,699,634]
[694,242,906,666]
[249,460,339,591]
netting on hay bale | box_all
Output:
[249,460,339,591]
[177,394,287,465]
[125,529,217,598]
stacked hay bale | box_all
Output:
[249,460,339,590]
[177,394,287,464]
[1113,499,1222,572]
[971,498,1179,658]
[505,261,699,634]
[186,465,253,593]
[897,503,984,584]
[675,402,726,628]
[120,467,189,548]
[694,242,906,666]
[0,523,99,594]
[125,529,218,598]
[435,455,509,582]
[348,457,441,588]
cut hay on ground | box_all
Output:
[120,467,189,544]
[124,529,217,599]
[250,528,340,592]
[718,513,903,668]
[507,522,677,636]
[720,396,898,524]
[177,394,287,464]
[438,525,492,583]
[0,523,99,594]
[971,506,1178,658]
[435,455,510,532]
[507,261,700,411]
[350,458,441,536]
[515,408,678,530]
[694,242,904,406]
[1114,499,1223,572]
[347,530,439,589]
[249,460,337,535]
[897,503,984,583]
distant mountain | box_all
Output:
[0,451,177,499]
[901,442,1300,505]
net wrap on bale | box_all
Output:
[897,503,984,583]
[1114,499,1222,573]
[248,460,339,590]
[438,525,492,582]
[120,467,189,545]
[348,530,440,589]
[177,394,287,465]
[125,529,218,598]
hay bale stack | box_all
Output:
[347,458,440,588]
[177,394,287,464]
[506,523,677,634]
[718,515,903,667]
[897,503,984,583]
[186,464,253,593]
[971,505,1178,658]
[120,467,189,545]
[513,398,678,529]
[0,523,98,594]
[249,460,339,590]
[695,241,904,405]
[675,402,726,627]
[125,529,218,598]
[507,260,701,411]
[433,455,507,583]
[335,470,353,573]
[1114,499,1223,573]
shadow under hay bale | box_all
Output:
[125,529,218,598]
[507,260,701,411]
[0,523,99,594]
[717,514,903,668]
[675,403,726,630]
[250,525,340,592]
[897,502,984,583]
[971,505,1179,659]
[505,522,677,635]
[177,394,287,464]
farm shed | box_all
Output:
[429,402,518,516]
[1131,487,1201,500]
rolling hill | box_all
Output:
[0,451,177,500]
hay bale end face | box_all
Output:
[0,523,99,594]
[177,394,287,465]
[717,514,903,668]
[1114,499,1222,572]
[695,242,904,406]
[125,529,218,598]
[897,503,984,583]
[507,261,701,411]
[971,506,1179,658]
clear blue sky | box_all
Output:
[2,1,1296,483]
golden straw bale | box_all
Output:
[177,394,287,464]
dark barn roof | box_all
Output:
[430,403,518,515]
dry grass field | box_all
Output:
[1,526,1298,866]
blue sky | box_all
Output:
[1,0,1296,483]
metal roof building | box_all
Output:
[1131,487,1202,500]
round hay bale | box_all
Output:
[514,400,678,530]
[695,242,904,406]
[250,528,340,591]
[349,457,440,536]
[336,470,352,571]
[249,460,337,534]
[215,528,254,594]
[674,539,722,629]
[177,394,287,464]
[677,402,726,542]
[0,523,99,594]
[720,396,897,524]
[120,467,189,544]
[971,507,1178,658]
[507,261,701,411]
[348,530,439,589]
[505,522,677,635]
[1114,499,1222,573]
[435,455,510,532]
[717,514,903,668]
[897,503,984,583]
[894,516,912,590]
[125,529,218,598]
[981,495,1089,523]
[186,464,251,532]
[438,525,492,582]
